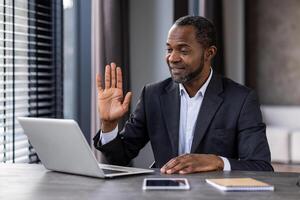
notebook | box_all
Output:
[18,117,154,178]
[206,178,275,191]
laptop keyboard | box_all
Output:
[101,168,128,174]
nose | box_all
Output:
[168,51,181,63]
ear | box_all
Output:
[205,46,217,61]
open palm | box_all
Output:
[96,63,132,123]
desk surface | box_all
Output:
[1,164,300,200]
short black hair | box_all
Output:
[174,15,216,48]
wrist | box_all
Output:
[101,120,118,133]
[214,155,224,171]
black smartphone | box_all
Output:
[142,178,190,190]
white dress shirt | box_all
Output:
[100,69,231,171]
[177,69,230,170]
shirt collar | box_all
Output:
[179,68,213,98]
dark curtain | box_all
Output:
[205,0,225,75]
[99,0,130,129]
[245,0,258,89]
[174,0,189,20]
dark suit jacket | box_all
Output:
[94,74,273,171]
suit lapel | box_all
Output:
[160,81,180,157]
[191,74,224,153]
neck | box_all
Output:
[183,66,211,97]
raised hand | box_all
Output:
[96,63,132,132]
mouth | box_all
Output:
[170,66,185,74]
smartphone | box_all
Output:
[142,178,190,190]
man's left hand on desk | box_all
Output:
[160,154,224,174]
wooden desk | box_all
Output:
[1,164,299,200]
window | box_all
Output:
[0,0,63,163]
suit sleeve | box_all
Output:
[93,87,149,166]
[228,90,273,171]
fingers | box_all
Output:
[111,63,116,88]
[96,73,103,92]
[161,155,188,174]
[161,158,178,173]
[179,166,194,174]
[122,92,132,112]
[166,162,189,174]
[116,67,123,90]
[105,65,111,89]
[104,63,121,89]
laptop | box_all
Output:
[18,117,154,178]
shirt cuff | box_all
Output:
[100,125,118,145]
[219,156,231,171]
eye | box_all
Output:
[166,48,172,53]
[180,50,190,55]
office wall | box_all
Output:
[223,0,245,84]
[246,0,300,105]
[129,0,173,167]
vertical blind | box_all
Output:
[0,0,63,163]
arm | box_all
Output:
[94,87,149,166]
[94,63,149,165]
[161,90,273,174]
[228,90,273,171]
[93,63,132,165]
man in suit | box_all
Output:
[94,16,273,174]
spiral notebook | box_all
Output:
[206,178,274,191]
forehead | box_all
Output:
[166,25,198,46]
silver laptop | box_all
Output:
[18,117,154,178]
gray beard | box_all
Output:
[172,53,205,84]
[173,64,203,83]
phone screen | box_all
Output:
[146,179,187,187]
